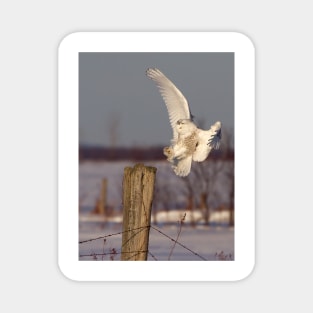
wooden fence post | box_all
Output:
[121,163,157,260]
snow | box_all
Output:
[79,160,234,261]
[79,220,234,261]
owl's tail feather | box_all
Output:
[173,156,192,177]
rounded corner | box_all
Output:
[58,31,82,52]
[57,260,80,282]
[231,31,255,51]
[234,260,256,282]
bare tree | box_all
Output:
[225,160,234,226]
[193,160,224,225]
[220,126,234,159]
[152,174,177,224]
[106,111,121,158]
[220,127,234,226]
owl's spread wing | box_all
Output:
[193,121,222,162]
[173,155,193,177]
[146,68,191,140]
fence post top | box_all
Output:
[125,163,157,174]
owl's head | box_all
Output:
[176,119,197,135]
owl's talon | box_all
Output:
[163,146,174,161]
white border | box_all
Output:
[58,32,255,281]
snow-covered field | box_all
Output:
[79,219,234,261]
[79,160,234,261]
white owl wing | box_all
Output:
[146,68,191,141]
[173,155,193,177]
[193,121,222,162]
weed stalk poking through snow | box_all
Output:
[168,212,186,260]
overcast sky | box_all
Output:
[79,52,234,147]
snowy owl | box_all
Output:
[146,68,222,177]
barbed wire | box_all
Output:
[79,225,149,244]
[150,226,207,261]
[80,250,147,257]
[79,224,208,261]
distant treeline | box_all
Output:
[79,145,234,161]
